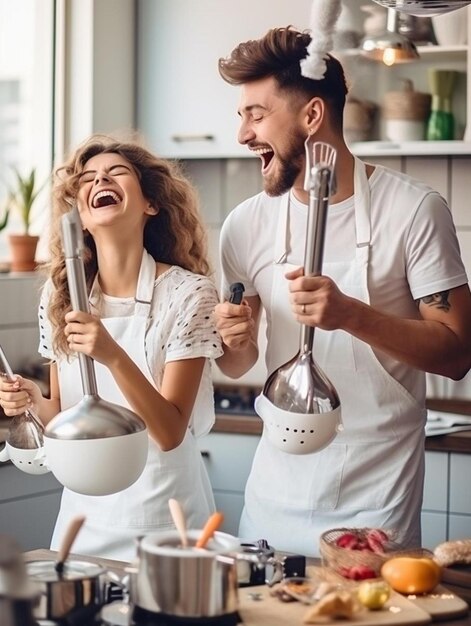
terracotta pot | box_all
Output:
[8,234,39,272]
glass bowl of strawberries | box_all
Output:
[319,527,399,581]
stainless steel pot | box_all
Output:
[26,559,106,621]
[130,530,242,619]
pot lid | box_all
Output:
[26,559,104,582]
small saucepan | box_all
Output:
[26,559,107,622]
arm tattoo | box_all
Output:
[417,290,451,312]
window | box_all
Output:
[0,0,55,265]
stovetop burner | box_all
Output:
[100,603,241,626]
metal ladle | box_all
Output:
[43,207,148,496]
[255,142,342,454]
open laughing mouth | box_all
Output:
[252,147,274,173]
[91,189,122,208]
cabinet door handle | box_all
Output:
[200,450,210,458]
[171,134,215,142]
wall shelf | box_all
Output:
[351,140,471,156]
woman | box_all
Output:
[0,135,222,560]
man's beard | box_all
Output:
[264,132,305,197]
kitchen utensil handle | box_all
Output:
[61,209,98,397]
[55,514,86,573]
[300,162,335,353]
[168,498,188,548]
[0,343,45,435]
[195,511,224,549]
[229,282,245,305]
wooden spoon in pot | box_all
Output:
[168,498,188,548]
[195,511,224,549]
[55,514,86,574]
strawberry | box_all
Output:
[366,529,389,554]
[335,532,359,549]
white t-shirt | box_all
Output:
[220,164,467,396]
[38,265,223,437]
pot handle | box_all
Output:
[217,552,284,587]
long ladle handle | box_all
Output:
[61,209,98,396]
[300,165,334,354]
[55,514,86,574]
[0,343,44,437]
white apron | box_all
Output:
[50,250,215,561]
[239,159,426,556]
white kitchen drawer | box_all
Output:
[448,514,471,540]
[421,511,448,549]
[0,463,61,501]
[423,451,448,512]
[198,432,260,492]
[449,453,471,514]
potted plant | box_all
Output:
[5,168,44,272]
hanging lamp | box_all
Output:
[362,8,420,65]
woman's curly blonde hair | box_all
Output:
[45,134,211,356]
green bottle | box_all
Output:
[426,70,457,141]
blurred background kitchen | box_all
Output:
[1,0,471,553]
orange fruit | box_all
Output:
[381,557,441,594]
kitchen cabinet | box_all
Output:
[0,463,62,551]
[197,432,259,536]
[136,0,471,158]
[421,450,471,549]
[136,0,311,158]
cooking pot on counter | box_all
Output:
[26,558,108,622]
[128,529,275,620]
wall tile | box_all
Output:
[404,157,449,200]
[181,159,225,226]
[450,157,471,227]
[223,158,262,220]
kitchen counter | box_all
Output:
[23,549,471,624]
[213,398,471,454]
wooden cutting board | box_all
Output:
[238,584,432,626]
[407,585,469,621]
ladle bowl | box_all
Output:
[44,208,148,496]
[0,344,49,475]
[0,443,49,475]
[44,398,148,496]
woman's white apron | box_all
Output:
[50,250,215,561]
[239,159,426,556]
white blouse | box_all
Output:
[38,265,223,437]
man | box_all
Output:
[213,26,471,556]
